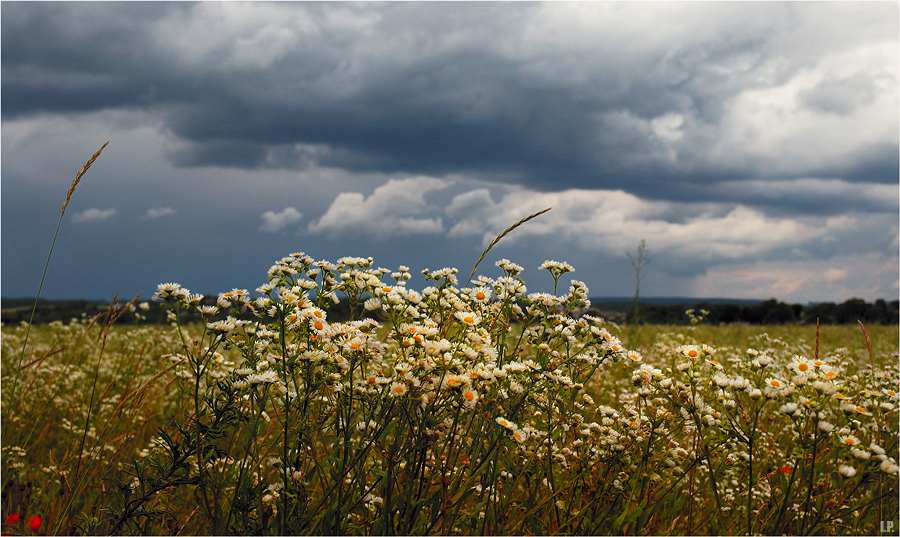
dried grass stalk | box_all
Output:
[467,207,551,284]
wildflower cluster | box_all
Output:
[135,254,646,534]
[1,254,896,535]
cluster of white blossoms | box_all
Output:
[146,252,897,535]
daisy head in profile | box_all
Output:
[676,345,702,360]
[495,417,517,430]
[454,311,482,327]
[512,428,528,444]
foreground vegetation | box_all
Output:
[2,254,897,535]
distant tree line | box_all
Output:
[2,296,897,326]
[1,299,118,326]
[0,296,359,326]
[620,298,899,326]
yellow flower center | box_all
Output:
[798,363,809,372]
[314,321,324,330]
[687,349,698,358]
[464,316,475,324]
[770,380,781,387]
[464,391,476,401]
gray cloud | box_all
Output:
[800,73,881,115]
[3,2,896,204]
[2,2,896,303]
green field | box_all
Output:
[1,257,897,535]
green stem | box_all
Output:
[747,406,761,536]
[279,308,289,535]
[4,210,65,445]
[802,428,821,533]
[694,414,725,533]
[4,141,109,446]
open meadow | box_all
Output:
[2,253,897,535]
[4,4,900,535]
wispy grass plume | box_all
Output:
[466,207,551,285]
[3,141,110,444]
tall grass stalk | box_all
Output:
[466,207,551,285]
[3,141,109,447]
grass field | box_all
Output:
[1,256,897,535]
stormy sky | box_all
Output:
[2,1,898,303]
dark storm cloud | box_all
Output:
[709,178,899,217]
[2,2,897,205]
[1,2,182,112]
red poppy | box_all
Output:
[27,515,40,531]
[780,465,791,474]
[6,513,20,525]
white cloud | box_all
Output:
[154,3,315,70]
[690,252,897,302]
[143,207,175,219]
[651,113,685,143]
[308,176,447,239]
[711,41,898,176]
[259,207,303,233]
[445,187,826,261]
[436,184,898,301]
[72,207,117,223]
